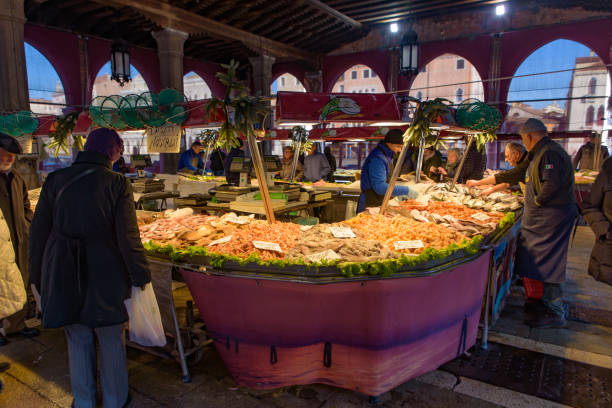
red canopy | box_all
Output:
[276,91,402,124]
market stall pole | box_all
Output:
[380,137,412,214]
[414,135,426,183]
[246,131,276,222]
[289,139,301,183]
[451,134,474,190]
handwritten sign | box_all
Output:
[300,225,314,231]
[208,235,232,247]
[394,240,424,250]
[225,217,249,225]
[471,212,491,222]
[146,124,181,153]
[307,249,341,263]
[329,226,356,238]
[252,241,282,252]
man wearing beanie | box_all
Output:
[358,129,413,212]
[516,118,576,328]
[0,133,37,345]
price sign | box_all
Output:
[252,241,282,252]
[394,240,424,250]
[225,217,249,225]
[300,225,314,231]
[329,226,356,238]
[471,212,491,222]
[146,124,182,153]
[307,249,341,263]
[208,235,232,247]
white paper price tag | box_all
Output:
[252,241,282,252]
[329,226,356,238]
[394,240,424,250]
[226,217,249,225]
[208,235,232,247]
[471,212,491,222]
[307,249,341,263]
[300,225,314,231]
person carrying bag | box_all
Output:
[29,128,153,408]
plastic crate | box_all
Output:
[523,277,543,299]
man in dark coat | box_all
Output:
[29,128,151,408]
[573,132,609,171]
[516,118,576,328]
[224,139,246,184]
[459,138,487,183]
[0,133,37,345]
[582,156,612,285]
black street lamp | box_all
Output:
[111,41,131,86]
[400,29,419,77]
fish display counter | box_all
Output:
[139,184,522,397]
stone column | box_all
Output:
[249,55,275,154]
[487,33,503,169]
[152,28,188,173]
[0,0,29,111]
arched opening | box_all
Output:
[585,106,595,127]
[503,39,611,156]
[409,54,484,102]
[92,61,150,98]
[25,42,66,116]
[331,64,384,95]
[271,73,306,94]
[597,105,605,127]
[92,61,152,165]
[183,71,212,101]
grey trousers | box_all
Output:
[64,323,128,408]
[542,282,564,318]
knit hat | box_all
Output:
[518,118,547,135]
[84,128,123,159]
[384,129,404,145]
[0,133,23,154]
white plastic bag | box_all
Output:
[124,284,166,347]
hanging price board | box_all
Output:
[146,124,181,153]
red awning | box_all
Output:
[276,91,402,124]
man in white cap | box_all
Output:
[516,118,576,328]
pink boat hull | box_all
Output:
[181,251,490,396]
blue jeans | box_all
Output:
[64,324,128,408]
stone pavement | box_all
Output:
[0,226,609,408]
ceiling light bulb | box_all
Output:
[390,23,399,33]
[495,4,506,16]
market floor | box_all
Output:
[1,226,610,408]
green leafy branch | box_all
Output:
[48,111,79,157]
[404,97,452,148]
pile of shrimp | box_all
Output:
[209,220,302,260]
[344,213,466,255]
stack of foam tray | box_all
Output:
[214,186,253,202]
[132,178,165,193]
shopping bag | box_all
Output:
[124,284,166,347]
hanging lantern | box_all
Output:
[110,41,131,86]
[400,29,419,77]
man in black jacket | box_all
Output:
[515,118,576,328]
[30,128,151,408]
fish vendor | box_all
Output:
[357,129,413,213]
[177,140,205,175]
[516,118,576,328]
[466,142,528,195]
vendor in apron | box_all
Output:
[177,140,205,175]
[516,118,576,329]
[358,129,412,213]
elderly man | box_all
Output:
[516,118,576,328]
[0,133,37,345]
[467,142,528,195]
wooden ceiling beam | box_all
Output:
[90,0,318,63]
[351,0,503,21]
[303,0,363,30]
